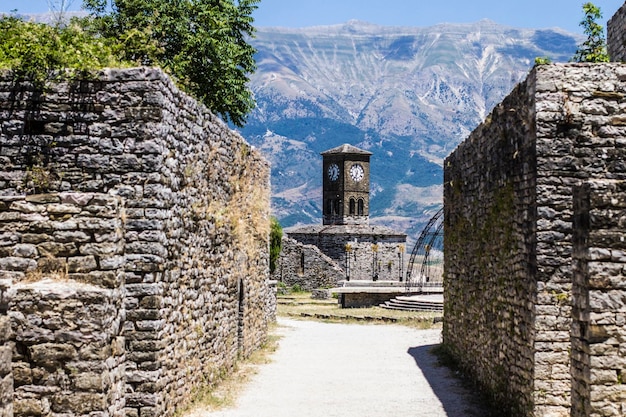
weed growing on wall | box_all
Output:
[572,2,610,62]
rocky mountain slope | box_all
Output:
[237,20,580,239]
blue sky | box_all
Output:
[2,0,625,34]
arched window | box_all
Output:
[333,199,340,215]
[349,198,356,215]
[357,199,364,216]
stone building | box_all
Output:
[273,144,407,290]
[0,68,274,417]
[443,3,626,416]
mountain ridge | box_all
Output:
[239,20,581,239]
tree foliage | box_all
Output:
[82,0,260,126]
[572,2,609,63]
[269,216,283,274]
[0,15,126,85]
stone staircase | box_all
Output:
[379,295,444,312]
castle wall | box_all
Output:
[571,180,626,417]
[0,68,272,417]
[444,75,537,416]
[0,277,12,417]
[444,63,626,417]
[1,193,125,417]
[343,240,405,282]
[271,237,345,290]
[288,228,406,282]
[608,2,626,62]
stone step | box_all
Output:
[387,300,441,309]
[380,303,443,312]
[379,297,444,312]
[380,304,443,312]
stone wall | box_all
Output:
[444,77,537,416]
[444,63,626,417]
[608,2,626,62]
[1,193,125,417]
[0,68,272,417]
[11,283,126,417]
[287,225,406,282]
[272,237,345,290]
[571,180,626,417]
[0,278,12,417]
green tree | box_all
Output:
[0,15,125,85]
[269,216,283,274]
[572,2,609,63]
[82,0,260,127]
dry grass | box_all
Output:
[181,325,282,416]
[277,292,442,329]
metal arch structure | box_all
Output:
[405,207,444,292]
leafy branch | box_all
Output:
[572,2,609,63]
[0,15,128,87]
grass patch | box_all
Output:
[277,292,442,329]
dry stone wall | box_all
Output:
[444,63,626,417]
[444,78,537,416]
[571,180,626,417]
[0,278,12,417]
[1,193,125,417]
[0,68,272,417]
[608,2,626,62]
[287,226,406,282]
[272,237,345,290]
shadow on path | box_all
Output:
[408,345,494,417]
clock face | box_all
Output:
[327,163,340,181]
[349,164,364,182]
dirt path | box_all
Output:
[193,318,488,417]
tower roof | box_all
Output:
[321,143,372,156]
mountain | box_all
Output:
[239,20,580,240]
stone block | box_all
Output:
[0,318,11,342]
[11,363,32,386]
[14,398,43,416]
[125,407,139,417]
[140,406,158,417]
[52,392,107,414]
[66,255,98,273]
[0,372,12,401]
[73,372,106,391]
[37,241,78,257]
[0,347,11,375]
[29,343,78,367]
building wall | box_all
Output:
[288,229,406,282]
[608,2,626,62]
[444,63,626,417]
[0,68,272,417]
[571,180,626,417]
[272,237,345,290]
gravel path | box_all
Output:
[198,318,488,417]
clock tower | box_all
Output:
[321,144,372,225]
